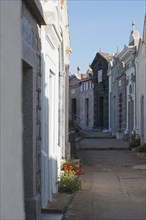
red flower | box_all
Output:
[62,161,85,177]
[78,169,84,173]
[75,163,80,168]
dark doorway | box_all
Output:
[22,61,34,218]
[99,97,104,128]
[72,98,76,115]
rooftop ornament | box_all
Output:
[87,64,93,77]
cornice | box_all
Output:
[24,0,46,25]
[118,45,136,61]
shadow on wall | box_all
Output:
[22,1,46,218]
[23,57,58,218]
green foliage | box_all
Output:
[58,172,81,194]
[129,138,140,150]
[134,143,146,153]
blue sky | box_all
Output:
[68,0,146,74]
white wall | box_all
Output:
[0,1,25,219]
[41,0,71,208]
[135,40,146,143]
[41,13,60,207]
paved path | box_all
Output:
[78,138,129,150]
[64,138,146,220]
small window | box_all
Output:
[98,70,103,82]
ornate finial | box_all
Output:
[77,66,80,71]
[132,20,135,32]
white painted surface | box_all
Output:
[41,1,61,207]
[41,26,59,206]
[41,0,71,208]
[135,16,146,143]
[0,1,24,219]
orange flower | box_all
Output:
[75,163,80,168]
[62,160,84,177]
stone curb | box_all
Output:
[79,147,129,151]
[85,136,116,139]
[61,193,76,220]
[42,193,75,216]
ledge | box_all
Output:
[42,193,74,214]
[25,0,46,25]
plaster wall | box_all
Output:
[61,0,71,160]
[41,24,60,207]
[41,0,71,208]
[22,1,43,218]
[136,41,146,143]
[0,1,24,219]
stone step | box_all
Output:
[42,193,74,214]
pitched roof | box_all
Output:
[100,51,113,62]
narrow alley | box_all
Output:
[64,134,146,220]
[1,2,146,220]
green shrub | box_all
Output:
[58,172,81,194]
[129,138,140,150]
[135,143,146,153]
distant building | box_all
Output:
[69,67,94,131]
[69,75,80,123]
[79,75,94,130]
[90,52,112,130]
[110,54,126,139]
[118,23,140,139]
[110,22,140,140]
[135,14,146,144]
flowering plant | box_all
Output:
[61,161,84,177]
[58,160,84,193]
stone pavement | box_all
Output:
[80,130,114,138]
[78,138,129,150]
[40,134,146,220]
[63,136,146,220]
